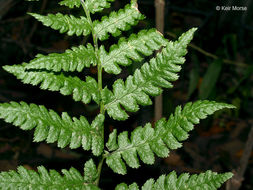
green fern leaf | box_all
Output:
[102,28,197,121]
[115,170,233,190]
[0,165,100,190]
[3,64,100,104]
[59,0,114,14]
[116,183,138,190]
[29,13,91,36]
[105,100,235,174]
[94,3,144,41]
[25,44,96,72]
[59,0,81,8]
[85,0,115,14]
[106,129,118,151]
[0,102,105,156]
[100,29,168,74]
[84,159,99,183]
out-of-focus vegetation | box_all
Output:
[0,0,252,189]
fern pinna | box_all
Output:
[0,0,235,189]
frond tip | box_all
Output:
[29,13,91,36]
[0,165,100,190]
[0,102,105,156]
[116,170,233,190]
[105,100,235,174]
[102,28,197,121]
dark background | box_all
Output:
[0,0,252,189]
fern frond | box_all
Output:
[29,13,91,36]
[100,29,168,74]
[102,28,197,121]
[94,3,144,41]
[3,64,100,104]
[0,165,100,190]
[115,170,233,190]
[105,100,235,174]
[59,0,114,14]
[25,44,96,72]
[0,102,105,156]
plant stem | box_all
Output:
[94,155,106,186]
[154,0,165,122]
[81,0,105,186]
[81,0,105,114]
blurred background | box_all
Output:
[0,0,252,189]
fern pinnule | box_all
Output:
[84,159,99,183]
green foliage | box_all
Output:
[0,0,235,189]
[3,64,100,104]
[94,3,145,41]
[100,29,168,74]
[102,28,197,121]
[84,0,115,14]
[0,102,104,155]
[105,101,235,174]
[59,0,115,14]
[59,0,81,8]
[29,13,91,36]
[115,170,233,190]
[84,159,99,183]
[0,164,99,190]
[25,44,97,72]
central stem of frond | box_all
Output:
[81,0,105,186]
